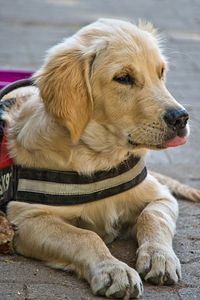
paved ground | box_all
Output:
[0,0,200,299]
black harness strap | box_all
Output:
[14,156,147,205]
[0,79,35,211]
[0,78,34,100]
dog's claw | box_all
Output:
[91,258,143,298]
[136,242,181,286]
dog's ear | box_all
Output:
[35,47,93,144]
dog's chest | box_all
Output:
[77,215,134,244]
[75,193,146,244]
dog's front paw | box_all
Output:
[136,242,181,285]
[90,258,143,298]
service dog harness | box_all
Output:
[0,79,147,210]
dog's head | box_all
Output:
[35,18,189,151]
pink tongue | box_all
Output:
[163,136,187,148]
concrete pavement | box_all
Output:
[0,0,200,299]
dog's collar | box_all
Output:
[13,156,147,205]
[0,80,147,207]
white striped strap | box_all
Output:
[13,155,147,205]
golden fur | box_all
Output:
[2,19,200,299]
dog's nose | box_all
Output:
[164,108,189,130]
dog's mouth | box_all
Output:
[128,131,188,150]
[161,135,187,148]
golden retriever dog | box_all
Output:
[1,18,200,299]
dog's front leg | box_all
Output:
[8,202,143,299]
[136,175,181,285]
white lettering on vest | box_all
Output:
[0,172,12,196]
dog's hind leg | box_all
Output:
[7,201,143,299]
[150,171,200,202]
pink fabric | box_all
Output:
[0,70,32,89]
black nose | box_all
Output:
[164,108,189,130]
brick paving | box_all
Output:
[0,0,200,299]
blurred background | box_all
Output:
[0,1,200,299]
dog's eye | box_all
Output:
[113,74,134,85]
[160,67,165,79]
